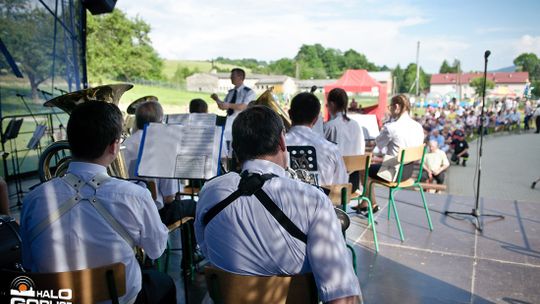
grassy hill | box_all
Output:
[162,59,250,80]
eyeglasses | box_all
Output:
[119,132,128,144]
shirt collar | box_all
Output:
[290,125,313,134]
[67,161,109,176]
[242,159,287,178]
[234,84,245,91]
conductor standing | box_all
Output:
[211,68,256,152]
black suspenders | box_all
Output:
[203,172,308,244]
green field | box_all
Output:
[115,80,223,113]
[162,59,249,80]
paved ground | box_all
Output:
[446,131,540,203]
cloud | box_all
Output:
[515,35,540,55]
[115,0,536,74]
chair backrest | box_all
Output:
[397,145,427,184]
[342,154,371,173]
[400,145,425,164]
[342,154,372,194]
[205,265,318,304]
[322,183,352,207]
[1,263,126,304]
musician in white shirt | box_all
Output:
[359,94,424,214]
[324,88,365,192]
[123,101,196,224]
[211,68,256,153]
[285,92,348,186]
[324,88,365,156]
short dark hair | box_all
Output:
[135,101,163,130]
[189,98,208,113]
[327,88,350,121]
[67,101,123,160]
[289,92,321,125]
[231,68,246,80]
[232,106,284,163]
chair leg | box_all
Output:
[364,197,379,253]
[389,188,405,242]
[417,184,434,231]
[387,188,392,220]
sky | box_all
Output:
[116,0,540,74]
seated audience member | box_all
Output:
[189,98,208,113]
[123,101,196,224]
[195,106,361,303]
[421,140,450,185]
[286,92,348,186]
[429,129,448,152]
[20,101,174,304]
[363,95,424,214]
[0,177,9,215]
[324,88,365,192]
[450,130,469,166]
[509,109,521,130]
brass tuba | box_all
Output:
[38,84,133,182]
[250,87,291,130]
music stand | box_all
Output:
[26,124,47,150]
[287,145,319,186]
[2,118,24,207]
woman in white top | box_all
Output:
[324,88,365,192]
[362,94,424,213]
[324,88,365,156]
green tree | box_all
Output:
[267,58,295,77]
[87,9,163,83]
[0,0,61,100]
[513,53,540,81]
[171,65,199,84]
[402,63,430,94]
[439,59,459,73]
[469,77,495,96]
[392,64,405,93]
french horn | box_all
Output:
[38,84,133,182]
[250,87,291,130]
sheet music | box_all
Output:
[136,121,222,179]
[348,114,380,140]
[166,113,216,126]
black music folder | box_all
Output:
[2,118,23,144]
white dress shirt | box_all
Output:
[20,162,169,304]
[286,125,348,186]
[375,112,424,156]
[195,159,361,302]
[324,112,365,156]
[223,84,256,142]
[122,130,179,210]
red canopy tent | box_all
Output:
[323,69,387,126]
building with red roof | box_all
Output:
[430,72,529,99]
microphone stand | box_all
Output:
[444,50,504,231]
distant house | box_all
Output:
[367,71,393,96]
[430,72,529,98]
[187,70,391,100]
[187,71,294,94]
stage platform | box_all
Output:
[348,189,540,304]
[6,176,540,303]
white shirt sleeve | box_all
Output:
[137,191,169,259]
